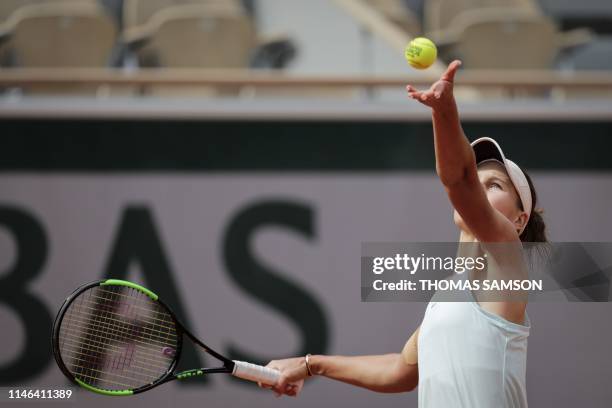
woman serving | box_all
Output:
[262,60,547,408]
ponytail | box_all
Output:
[519,170,547,243]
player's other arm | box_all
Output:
[266,327,419,396]
[308,351,417,393]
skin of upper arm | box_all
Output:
[394,326,420,392]
[401,326,419,365]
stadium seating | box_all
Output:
[0,0,607,100]
[452,9,557,69]
[0,0,97,22]
[123,3,253,68]
[2,1,116,67]
[123,0,243,30]
[1,0,99,63]
[423,0,540,35]
[0,1,118,95]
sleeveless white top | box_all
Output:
[418,288,530,408]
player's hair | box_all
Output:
[519,170,547,243]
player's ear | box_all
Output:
[514,212,529,234]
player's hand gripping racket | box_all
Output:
[52,279,280,396]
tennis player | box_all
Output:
[261,60,547,407]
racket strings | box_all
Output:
[59,321,177,372]
[63,301,177,345]
[58,285,179,391]
[59,331,173,373]
[93,289,178,330]
[65,287,157,385]
[59,317,174,362]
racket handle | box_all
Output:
[232,360,281,385]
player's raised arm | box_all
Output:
[406,61,519,243]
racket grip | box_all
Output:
[232,360,281,385]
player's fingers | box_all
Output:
[406,90,422,101]
[406,85,421,97]
[441,60,462,83]
[286,383,301,397]
[259,382,273,390]
[271,382,285,396]
[273,376,289,393]
[272,386,290,397]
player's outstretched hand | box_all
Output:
[406,60,462,110]
[258,357,309,397]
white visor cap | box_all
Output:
[471,137,532,221]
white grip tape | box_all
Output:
[232,360,281,385]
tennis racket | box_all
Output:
[52,279,280,396]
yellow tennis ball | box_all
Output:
[405,37,437,70]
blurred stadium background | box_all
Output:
[0,0,611,407]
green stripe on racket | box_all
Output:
[52,279,280,396]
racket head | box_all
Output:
[52,280,183,396]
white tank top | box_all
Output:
[418,288,530,408]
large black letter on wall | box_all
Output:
[103,206,206,383]
[0,207,51,384]
[223,200,329,363]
